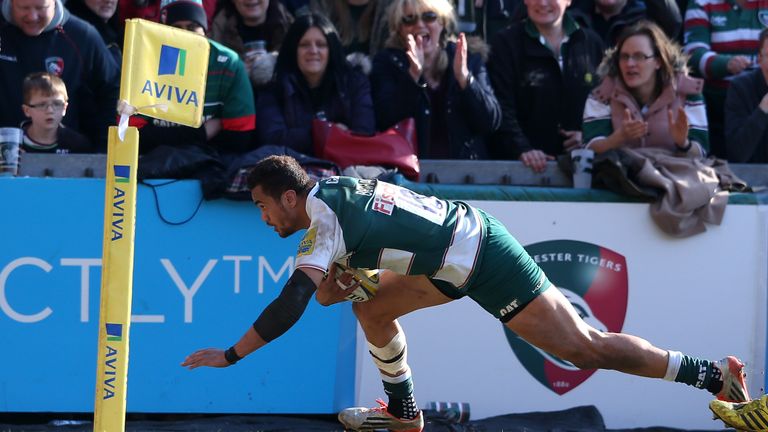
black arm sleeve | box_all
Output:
[252,270,317,342]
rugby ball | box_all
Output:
[334,263,381,302]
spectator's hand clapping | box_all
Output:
[618,108,648,142]
[667,106,689,148]
[560,129,582,152]
[727,55,751,75]
[519,149,554,173]
[406,34,425,82]
[453,32,470,89]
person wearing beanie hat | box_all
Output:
[160,0,209,32]
[132,0,256,157]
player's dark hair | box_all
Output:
[246,155,314,201]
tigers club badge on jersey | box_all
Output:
[759,10,768,28]
[504,240,628,395]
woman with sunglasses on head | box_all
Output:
[582,20,708,156]
[256,13,375,155]
[369,0,501,160]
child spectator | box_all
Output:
[20,72,93,153]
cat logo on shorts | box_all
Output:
[504,240,628,395]
[297,227,317,256]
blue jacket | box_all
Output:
[370,42,501,160]
[0,0,120,150]
[257,68,375,156]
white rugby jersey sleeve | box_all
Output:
[294,189,348,273]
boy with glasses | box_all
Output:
[20,72,93,153]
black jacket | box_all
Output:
[65,0,123,67]
[488,18,603,159]
[568,0,681,45]
[0,0,120,150]
[724,68,768,163]
[370,42,501,160]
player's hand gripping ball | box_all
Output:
[334,263,380,302]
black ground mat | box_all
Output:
[0,406,732,431]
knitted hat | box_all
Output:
[160,0,208,32]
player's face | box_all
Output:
[251,186,299,238]
[12,0,55,36]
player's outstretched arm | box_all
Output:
[181,268,324,369]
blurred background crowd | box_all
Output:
[1,0,767,182]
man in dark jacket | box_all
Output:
[724,28,768,163]
[0,0,120,150]
[568,0,681,45]
[488,2,603,172]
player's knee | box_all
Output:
[352,301,394,327]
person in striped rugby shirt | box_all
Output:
[683,0,768,158]
[582,20,709,156]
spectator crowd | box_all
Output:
[1,0,768,176]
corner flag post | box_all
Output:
[93,126,139,432]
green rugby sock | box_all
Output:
[674,355,722,394]
[382,370,418,420]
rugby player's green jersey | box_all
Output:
[294,177,486,289]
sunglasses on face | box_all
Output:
[401,11,438,25]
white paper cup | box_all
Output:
[571,148,594,189]
[0,127,22,177]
